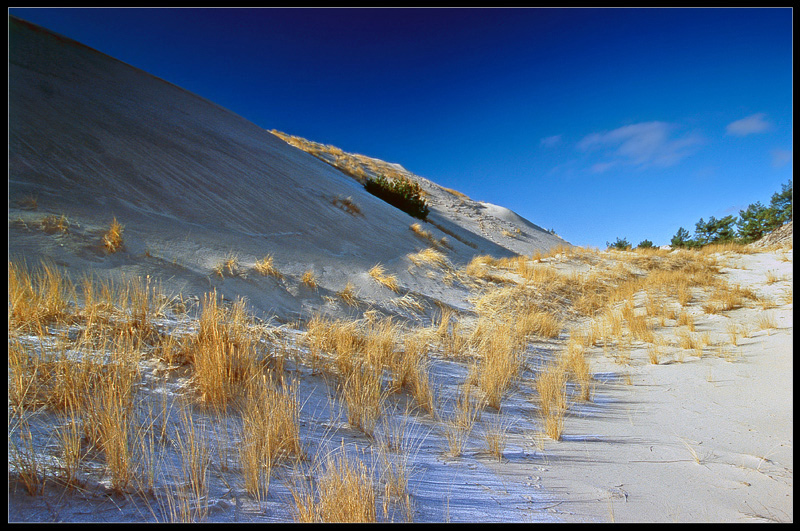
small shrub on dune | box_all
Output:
[365,174,429,221]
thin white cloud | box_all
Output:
[771,148,792,168]
[726,113,771,136]
[578,121,702,170]
[590,161,617,174]
[539,134,562,148]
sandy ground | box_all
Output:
[8,248,792,523]
[8,16,793,523]
[529,250,793,523]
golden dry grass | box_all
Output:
[564,334,592,401]
[409,222,448,250]
[187,293,263,407]
[8,235,788,517]
[18,194,39,210]
[240,375,303,501]
[253,254,284,279]
[8,260,75,332]
[292,447,377,523]
[41,214,70,234]
[337,281,360,307]
[407,247,449,269]
[482,414,511,461]
[213,253,241,278]
[536,361,568,440]
[443,378,485,457]
[103,217,124,253]
[369,264,401,293]
[301,269,318,289]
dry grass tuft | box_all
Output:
[482,414,511,461]
[755,311,778,333]
[337,281,360,307]
[564,335,592,401]
[41,214,70,234]
[187,293,264,407]
[369,264,401,293]
[536,362,568,441]
[408,247,449,269]
[9,260,75,332]
[240,375,303,501]
[410,223,448,250]
[443,378,485,457]
[292,446,377,523]
[301,269,318,289]
[213,253,241,278]
[103,217,124,253]
[331,195,362,216]
[18,194,39,210]
[253,254,284,279]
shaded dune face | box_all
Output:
[8,15,568,320]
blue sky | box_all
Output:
[10,7,793,248]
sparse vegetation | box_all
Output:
[253,254,284,279]
[331,195,362,216]
[213,252,241,278]
[369,263,401,293]
[41,214,70,234]
[8,235,791,522]
[103,217,124,252]
[365,174,429,220]
[301,269,318,289]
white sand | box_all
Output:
[521,250,793,522]
[8,17,793,523]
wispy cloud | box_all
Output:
[577,121,702,171]
[539,134,562,148]
[771,148,792,168]
[726,113,771,136]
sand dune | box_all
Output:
[9,15,567,324]
[8,16,792,523]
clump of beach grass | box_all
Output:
[41,214,70,234]
[291,445,378,523]
[536,361,568,441]
[369,264,401,293]
[337,281,360,307]
[301,269,318,289]
[103,217,124,253]
[253,254,284,279]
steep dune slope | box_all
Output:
[9,16,568,321]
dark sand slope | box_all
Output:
[9,15,568,322]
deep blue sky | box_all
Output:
[9,7,793,248]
